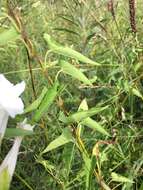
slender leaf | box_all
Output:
[139,182,143,190]
[78,99,109,136]
[42,128,74,154]
[53,28,80,36]
[24,87,48,113]
[86,155,96,190]
[44,34,100,65]
[82,118,110,136]
[33,82,59,122]
[63,143,75,179]
[60,60,92,85]
[132,88,143,100]
[111,172,134,183]
[5,128,33,138]
[61,105,108,124]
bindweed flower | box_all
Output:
[0,119,34,190]
[0,74,25,142]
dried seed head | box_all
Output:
[129,0,137,33]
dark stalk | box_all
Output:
[129,0,137,33]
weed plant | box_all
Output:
[1,0,143,189]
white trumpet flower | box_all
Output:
[0,74,25,141]
[0,119,34,190]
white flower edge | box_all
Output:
[0,74,25,118]
[0,74,25,142]
[18,118,35,131]
[0,110,9,141]
[0,119,34,180]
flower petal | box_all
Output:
[19,118,34,131]
[0,75,25,118]
[0,109,8,142]
[0,137,22,178]
[12,81,25,97]
[0,74,13,89]
[4,98,24,118]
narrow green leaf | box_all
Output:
[36,159,55,172]
[82,153,91,172]
[0,168,10,190]
[44,34,100,66]
[82,118,110,136]
[61,105,108,124]
[86,155,96,190]
[5,128,33,138]
[76,99,110,136]
[53,28,80,36]
[57,14,79,27]
[78,99,88,111]
[24,87,48,113]
[63,143,75,179]
[139,182,143,190]
[0,27,19,45]
[132,88,143,100]
[111,172,134,183]
[60,60,92,85]
[33,82,59,122]
[42,128,73,154]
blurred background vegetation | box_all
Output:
[1,0,143,189]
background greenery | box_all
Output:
[1,0,143,189]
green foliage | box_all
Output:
[1,0,143,189]
[0,27,19,45]
[0,168,10,190]
[111,172,134,183]
[5,128,33,138]
[60,105,108,124]
[24,87,48,113]
[44,33,100,65]
[42,127,73,154]
[33,82,59,122]
[82,118,110,136]
[59,60,92,85]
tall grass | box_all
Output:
[0,0,143,189]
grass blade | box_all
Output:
[86,155,96,190]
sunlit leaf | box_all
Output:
[111,172,134,183]
[82,118,110,136]
[132,88,143,100]
[78,99,109,136]
[0,168,10,190]
[61,105,108,124]
[0,27,19,45]
[42,128,74,153]
[44,34,100,65]
[60,60,92,85]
